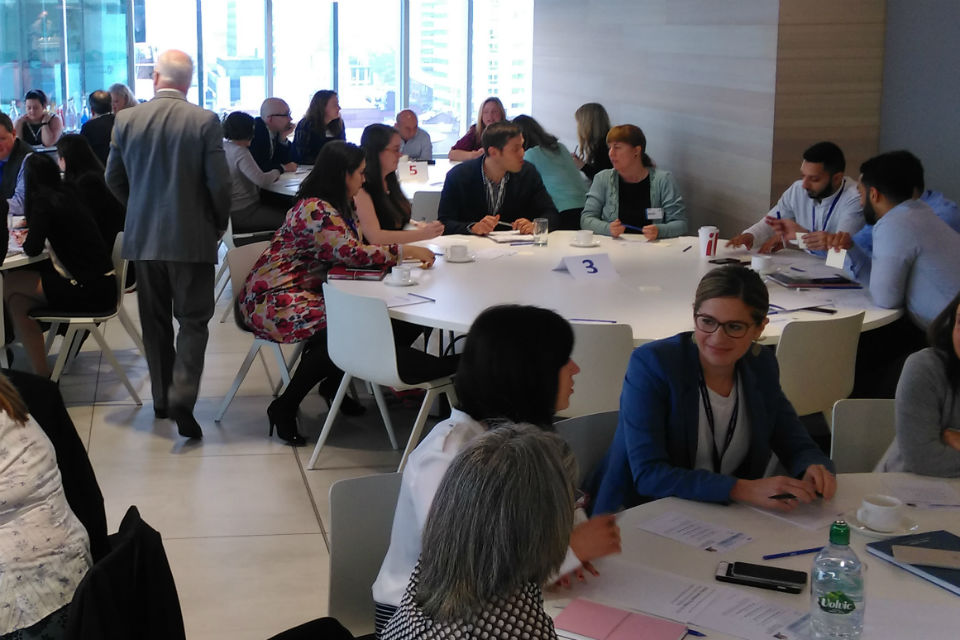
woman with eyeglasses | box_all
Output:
[591,265,836,514]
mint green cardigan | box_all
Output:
[580,167,687,237]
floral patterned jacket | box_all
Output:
[239,197,400,343]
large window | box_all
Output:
[132,0,198,103]
[471,0,532,119]
[272,0,333,122]
[200,0,266,114]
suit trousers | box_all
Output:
[135,261,214,412]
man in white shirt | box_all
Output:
[727,141,864,254]
[395,109,432,160]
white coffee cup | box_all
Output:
[575,229,594,246]
[390,265,412,283]
[447,244,469,261]
[698,226,719,257]
[856,494,903,532]
[795,233,808,250]
[750,255,774,274]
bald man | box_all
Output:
[251,97,297,173]
[395,109,432,160]
[106,49,231,439]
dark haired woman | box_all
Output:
[592,266,836,514]
[222,111,286,235]
[513,114,588,230]
[880,292,960,476]
[14,89,63,147]
[373,305,621,633]
[238,141,436,445]
[56,134,125,250]
[580,124,686,240]
[382,425,575,640]
[291,90,345,164]
[355,123,443,243]
[3,154,115,377]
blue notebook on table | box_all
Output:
[866,530,960,596]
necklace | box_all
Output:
[26,120,45,142]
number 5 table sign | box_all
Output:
[398,160,429,183]
[554,253,619,280]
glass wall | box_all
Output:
[272,0,333,124]
[201,0,265,114]
[132,0,198,103]
[471,0,533,120]
[1,0,130,125]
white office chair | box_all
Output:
[775,312,864,424]
[30,232,142,405]
[411,191,441,222]
[556,322,633,419]
[307,284,458,472]
[830,398,896,473]
[554,411,619,486]
[215,218,276,322]
[328,472,402,636]
[214,241,302,422]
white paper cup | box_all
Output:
[447,244,468,261]
[856,494,903,532]
[750,255,774,274]
[795,234,808,250]
[575,229,594,245]
[698,226,719,257]
[390,265,412,283]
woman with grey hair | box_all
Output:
[381,424,575,639]
[108,83,137,113]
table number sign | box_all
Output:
[398,160,429,183]
[555,253,619,280]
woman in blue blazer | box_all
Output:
[592,266,836,514]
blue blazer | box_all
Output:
[591,332,832,513]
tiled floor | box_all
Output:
[35,279,429,640]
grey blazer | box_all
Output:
[106,89,231,263]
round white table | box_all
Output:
[330,231,900,345]
[545,472,960,639]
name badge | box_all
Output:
[646,207,664,221]
[555,253,618,280]
[825,248,847,269]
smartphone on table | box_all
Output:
[715,561,807,594]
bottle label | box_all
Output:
[817,591,857,615]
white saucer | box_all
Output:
[384,277,417,287]
[570,241,601,248]
[844,510,920,539]
[445,254,476,263]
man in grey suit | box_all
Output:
[106,49,230,439]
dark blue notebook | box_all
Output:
[866,530,960,596]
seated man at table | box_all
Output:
[438,121,558,235]
[395,109,432,161]
[727,141,863,254]
[249,97,297,173]
[1,113,30,216]
[79,90,115,165]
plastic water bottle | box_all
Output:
[810,520,864,638]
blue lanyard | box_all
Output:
[812,181,845,232]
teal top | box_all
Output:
[523,143,588,212]
[580,167,687,238]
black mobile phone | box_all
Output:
[715,561,807,594]
[708,258,747,265]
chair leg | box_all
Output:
[307,374,352,470]
[371,384,399,450]
[213,260,229,301]
[444,385,458,409]
[86,325,142,405]
[219,299,234,324]
[215,340,262,421]
[118,306,146,357]
[257,347,277,392]
[49,326,78,382]
[44,321,61,355]
[398,387,439,472]
[62,328,87,375]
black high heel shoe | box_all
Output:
[267,400,306,446]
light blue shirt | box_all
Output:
[852,190,960,256]
[845,198,960,329]
[400,127,432,161]
[523,143,588,212]
[5,156,27,216]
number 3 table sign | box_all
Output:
[554,253,619,280]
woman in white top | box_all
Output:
[222,111,288,235]
[0,374,92,639]
[372,305,622,635]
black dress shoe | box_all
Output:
[169,405,202,439]
[154,407,169,419]
[267,399,306,446]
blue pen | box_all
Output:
[621,223,645,233]
[762,546,824,560]
[685,630,707,638]
[568,318,617,324]
[776,210,781,220]
[790,266,806,273]
[682,245,692,252]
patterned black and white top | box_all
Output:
[381,564,558,640]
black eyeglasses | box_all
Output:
[694,313,753,338]
[268,112,291,118]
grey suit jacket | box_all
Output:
[106,89,230,263]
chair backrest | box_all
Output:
[111,231,128,308]
[554,411,619,486]
[411,190,441,222]
[830,398,896,473]
[328,472,403,636]
[322,283,404,386]
[775,312,864,416]
[225,241,271,296]
[556,323,634,419]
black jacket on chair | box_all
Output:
[66,506,187,640]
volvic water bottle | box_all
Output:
[810,520,864,638]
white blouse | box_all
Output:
[0,412,92,633]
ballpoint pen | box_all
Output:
[763,546,824,560]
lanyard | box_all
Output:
[697,366,740,473]
[812,180,845,232]
[482,162,509,216]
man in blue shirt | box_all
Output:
[249,97,297,173]
[0,113,30,215]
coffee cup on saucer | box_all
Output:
[750,255,774,275]
[389,265,412,284]
[447,244,469,261]
[856,494,903,532]
[575,229,594,246]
